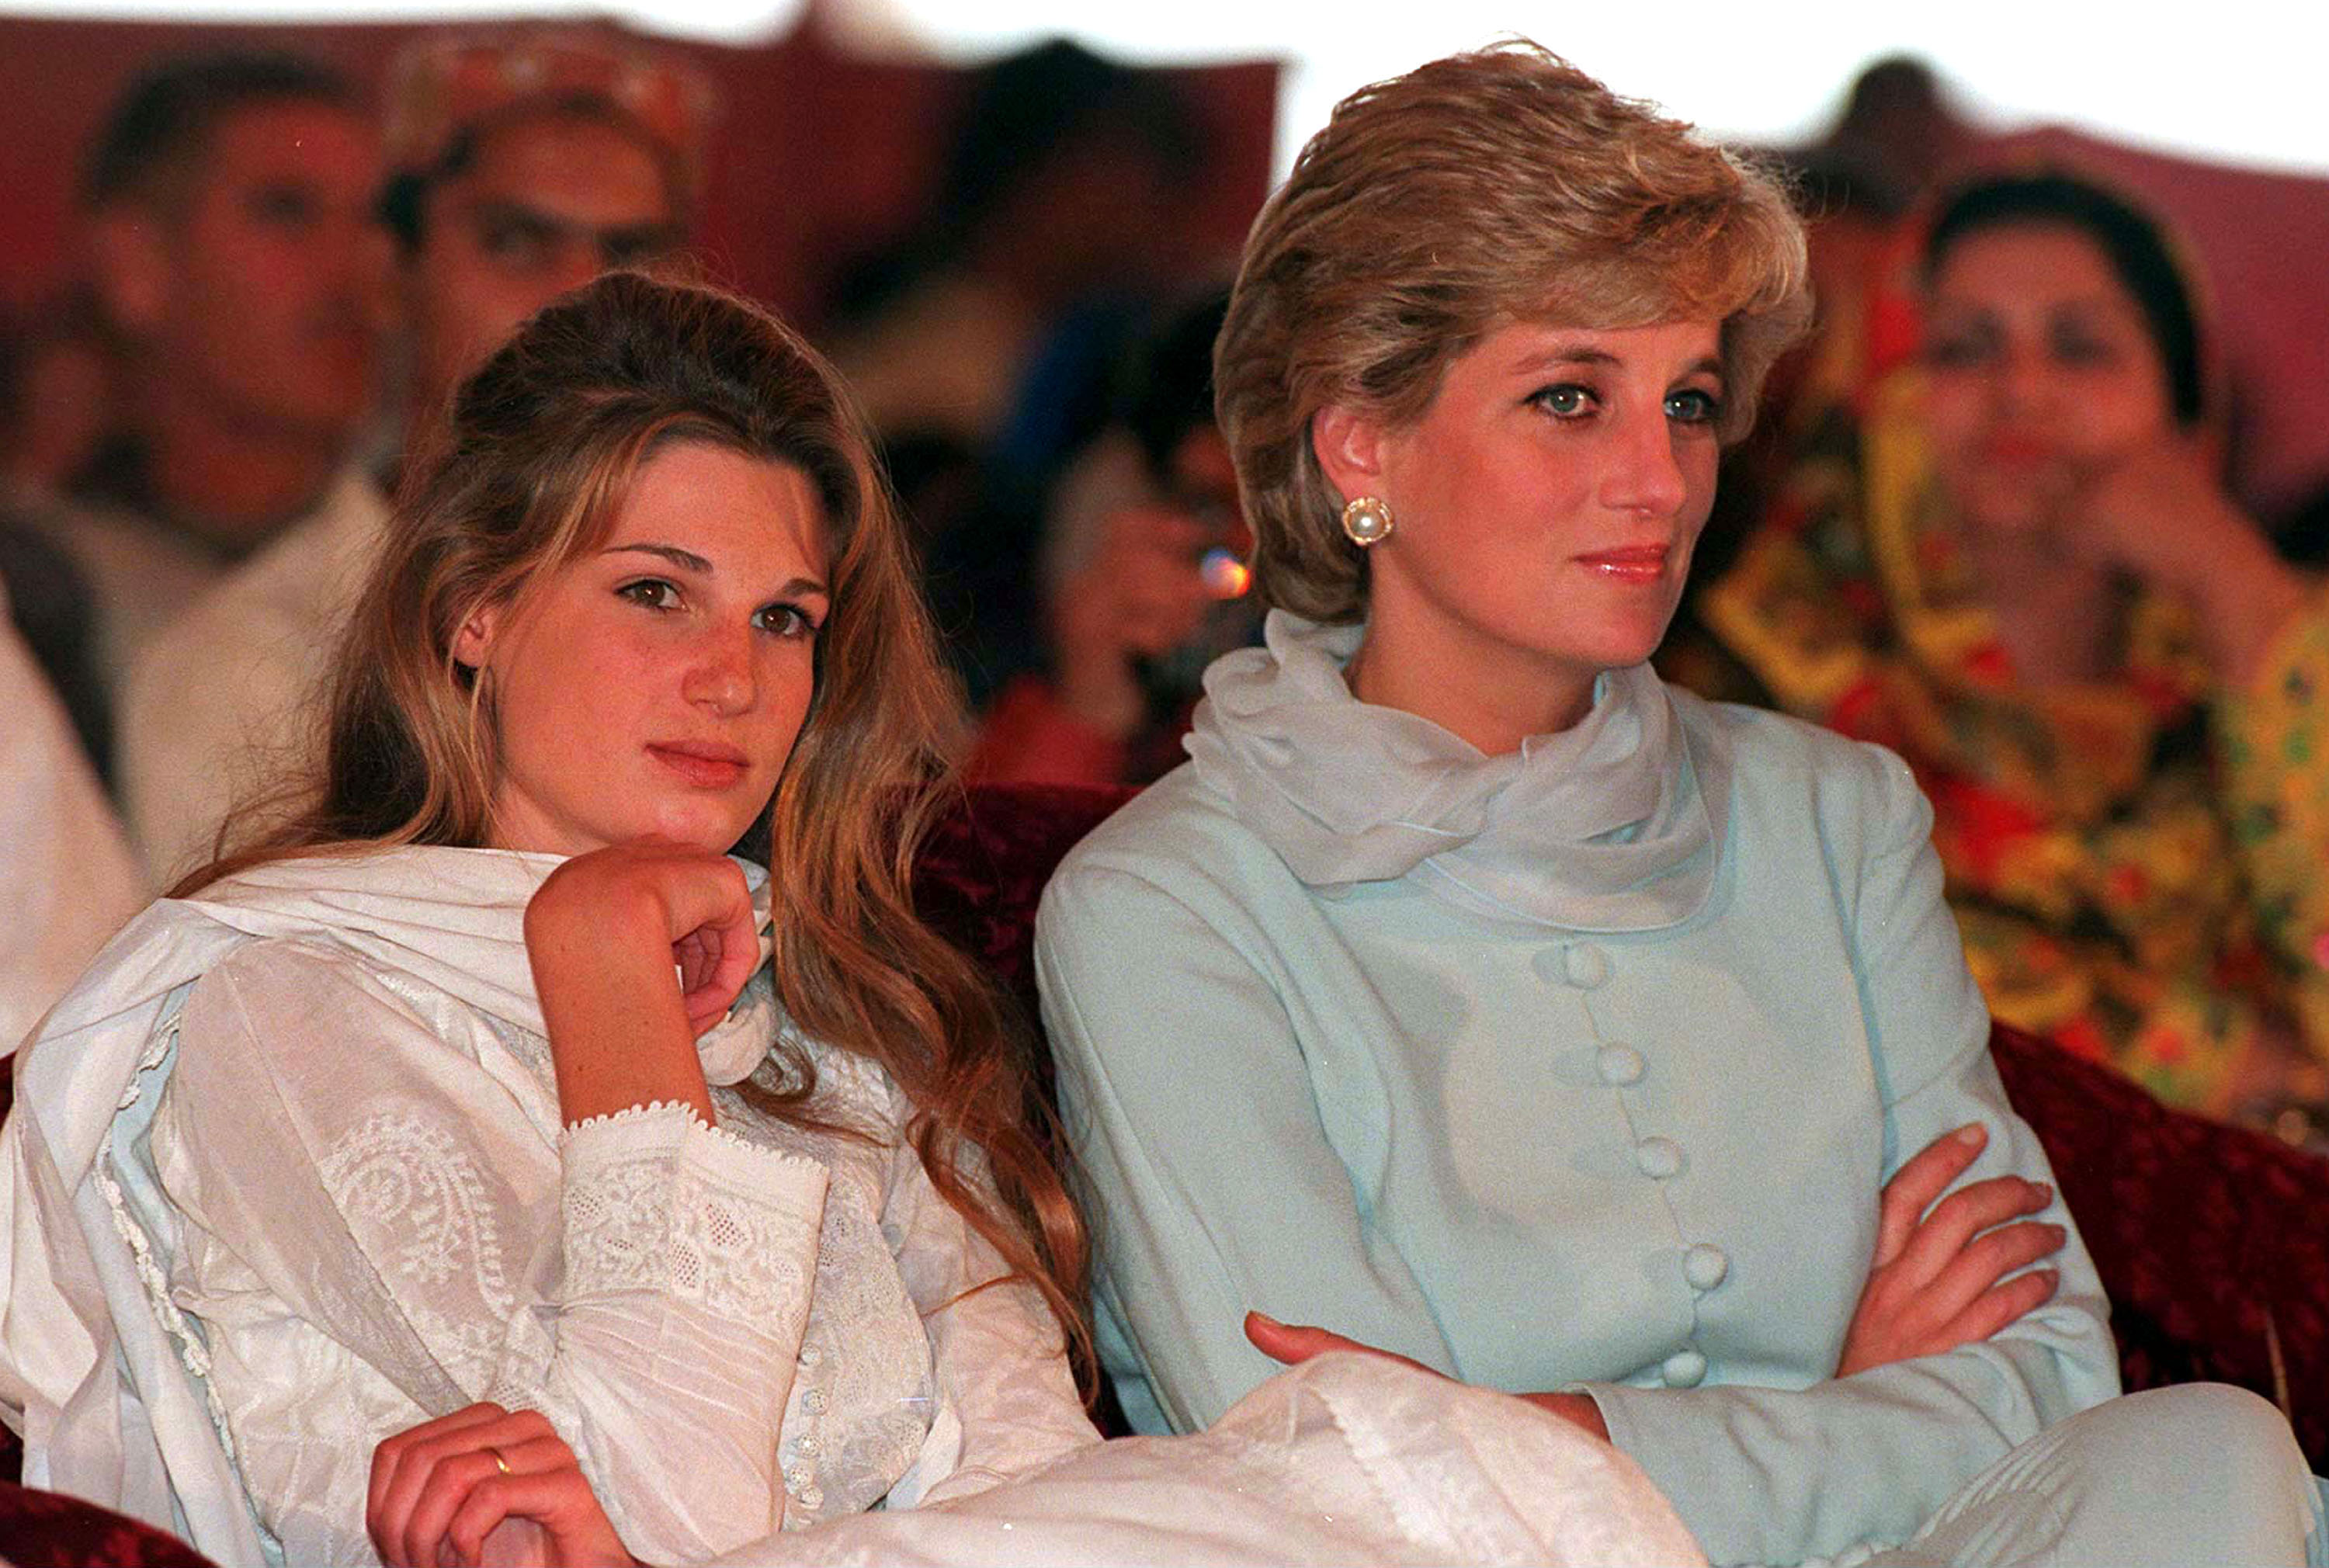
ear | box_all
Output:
[1310,404,1390,507]
[87,210,173,337]
[450,601,502,672]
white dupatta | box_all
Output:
[0,847,772,1565]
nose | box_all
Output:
[1600,409,1690,519]
[1994,339,2055,415]
[682,622,757,716]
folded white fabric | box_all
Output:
[715,1352,1706,1567]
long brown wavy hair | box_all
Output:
[176,270,1089,1369]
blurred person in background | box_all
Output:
[375,30,703,460]
[1701,170,2329,1133]
[0,298,118,780]
[963,290,1259,786]
[117,33,707,887]
[0,569,141,1053]
[0,299,115,508]
[32,51,387,702]
[830,38,1210,473]
[831,40,1224,732]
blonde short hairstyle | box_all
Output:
[1216,41,1811,623]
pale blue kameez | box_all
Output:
[1036,612,2322,1568]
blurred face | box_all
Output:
[1921,222,2176,536]
[409,113,681,414]
[149,99,386,439]
[1347,318,1725,722]
[456,443,830,858]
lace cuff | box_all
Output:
[561,1102,828,1323]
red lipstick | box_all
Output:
[1574,544,1671,583]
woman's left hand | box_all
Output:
[369,1403,637,1568]
[1837,1124,2063,1378]
[1243,1311,1611,1441]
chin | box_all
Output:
[649,804,761,855]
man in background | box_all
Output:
[117,33,708,885]
[377,32,703,453]
[36,51,387,704]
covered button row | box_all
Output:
[1658,1246,1729,1389]
[1597,1042,1644,1085]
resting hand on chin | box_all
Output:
[2039,436,2313,687]
[523,841,763,1126]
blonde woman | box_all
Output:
[1037,44,2324,1568]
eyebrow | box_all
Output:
[604,543,830,600]
[465,199,680,248]
[606,543,713,572]
[1508,343,1727,383]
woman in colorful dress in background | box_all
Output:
[1704,171,2329,1125]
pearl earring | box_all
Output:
[1340,495,1395,546]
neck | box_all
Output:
[1348,617,1597,755]
[137,379,342,555]
[1962,529,2119,685]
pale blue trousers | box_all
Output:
[1859,1384,2324,1567]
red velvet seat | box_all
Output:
[4,779,2323,1563]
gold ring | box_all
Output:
[489,1447,512,1476]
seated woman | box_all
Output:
[1701,171,2329,1124]
[0,271,1703,1568]
[966,290,1260,789]
[1036,44,2324,1568]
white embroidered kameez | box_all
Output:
[0,848,1092,1565]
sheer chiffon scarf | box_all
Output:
[1186,611,1733,931]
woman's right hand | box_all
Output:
[369,1403,636,1568]
[1836,1123,2066,1377]
[524,841,761,1126]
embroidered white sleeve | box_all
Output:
[560,1101,826,1323]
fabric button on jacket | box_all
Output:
[1661,1348,1708,1388]
[1596,1043,1645,1085]
[1684,1244,1729,1291]
[1561,942,1611,989]
[1633,1136,1683,1178]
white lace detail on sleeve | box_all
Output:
[563,1108,819,1324]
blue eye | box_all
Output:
[1530,383,1594,418]
[1665,388,1724,425]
